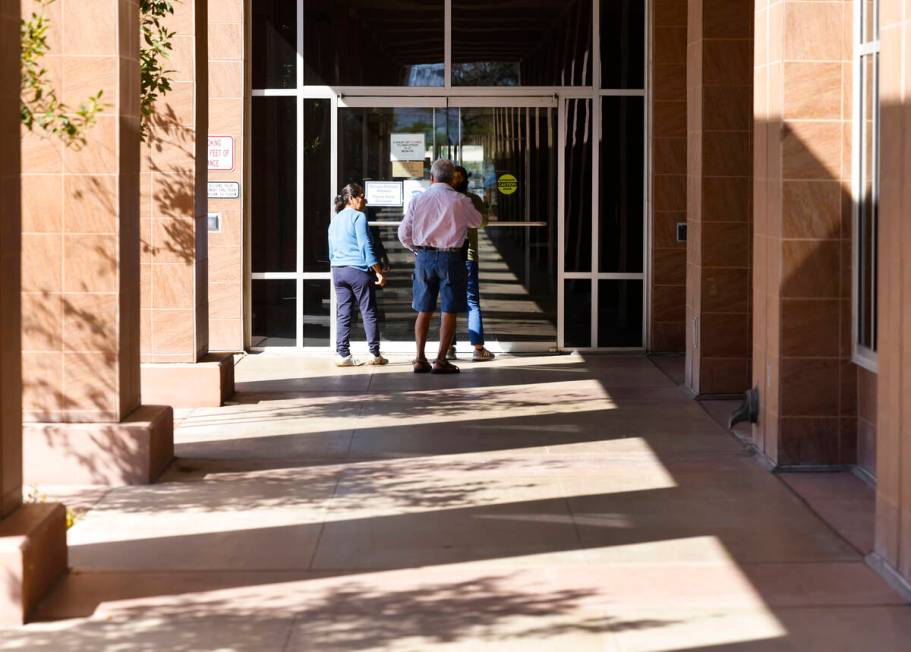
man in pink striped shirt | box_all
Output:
[398,159,483,373]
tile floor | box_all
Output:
[5,353,910,651]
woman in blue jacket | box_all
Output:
[329,184,388,366]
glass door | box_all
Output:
[334,97,558,354]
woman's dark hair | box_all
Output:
[334,183,365,213]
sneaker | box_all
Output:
[446,346,458,360]
[472,347,496,362]
[365,354,388,366]
[335,355,364,367]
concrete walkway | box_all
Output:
[4,354,911,651]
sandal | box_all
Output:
[431,359,461,374]
[412,358,432,374]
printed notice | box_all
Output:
[390,133,426,161]
[207,136,234,171]
[208,182,240,199]
[365,181,403,207]
[392,160,424,178]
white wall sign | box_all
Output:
[208,182,240,199]
[207,136,234,171]
[390,133,426,161]
[365,181,403,207]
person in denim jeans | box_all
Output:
[447,166,495,362]
[398,160,483,374]
[328,183,388,367]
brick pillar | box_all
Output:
[20,0,173,486]
[685,0,754,396]
[752,0,855,466]
[140,0,234,408]
[873,0,911,588]
[650,0,688,353]
[0,0,67,625]
[207,0,245,351]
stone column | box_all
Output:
[751,0,855,466]
[207,0,245,351]
[684,0,754,396]
[139,0,234,408]
[0,0,67,625]
[20,0,173,486]
[873,0,911,589]
[650,0,688,353]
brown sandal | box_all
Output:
[431,359,461,374]
[412,358,432,374]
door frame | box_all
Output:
[328,95,563,355]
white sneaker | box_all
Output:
[365,354,388,366]
[335,355,364,367]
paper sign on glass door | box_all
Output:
[390,134,425,161]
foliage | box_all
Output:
[20,0,104,149]
[139,0,177,140]
[20,0,178,146]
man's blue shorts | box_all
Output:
[412,249,468,313]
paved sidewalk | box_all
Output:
[4,354,910,651]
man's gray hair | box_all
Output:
[430,159,455,183]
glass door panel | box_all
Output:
[337,104,449,344]
[334,100,557,352]
[451,105,557,347]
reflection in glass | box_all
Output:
[858,53,878,351]
[304,0,444,86]
[565,99,592,272]
[304,99,332,272]
[452,0,591,86]
[564,280,591,347]
[598,280,643,347]
[252,280,296,347]
[601,0,645,89]
[252,1,296,88]
[455,106,558,342]
[252,98,296,273]
[600,97,644,273]
[303,281,331,347]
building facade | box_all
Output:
[2,0,911,623]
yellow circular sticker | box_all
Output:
[497,173,518,195]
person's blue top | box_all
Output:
[328,207,379,272]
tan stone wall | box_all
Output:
[207,0,245,351]
[20,0,142,423]
[857,367,877,477]
[140,0,209,363]
[685,0,754,395]
[875,0,911,584]
[650,0,688,353]
[752,0,856,465]
[0,0,23,517]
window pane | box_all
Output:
[252,98,297,273]
[600,97,644,273]
[564,280,591,347]
[565,99,592,272]
[858,53,878,352]
[304,0,444,86]
[452,0,592,86]
[303,281,331,347]
[304,99,332,272]
[252,1,296,89]
[598,280,643,347]
[601,0,645,89]
[252,280,297,347]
